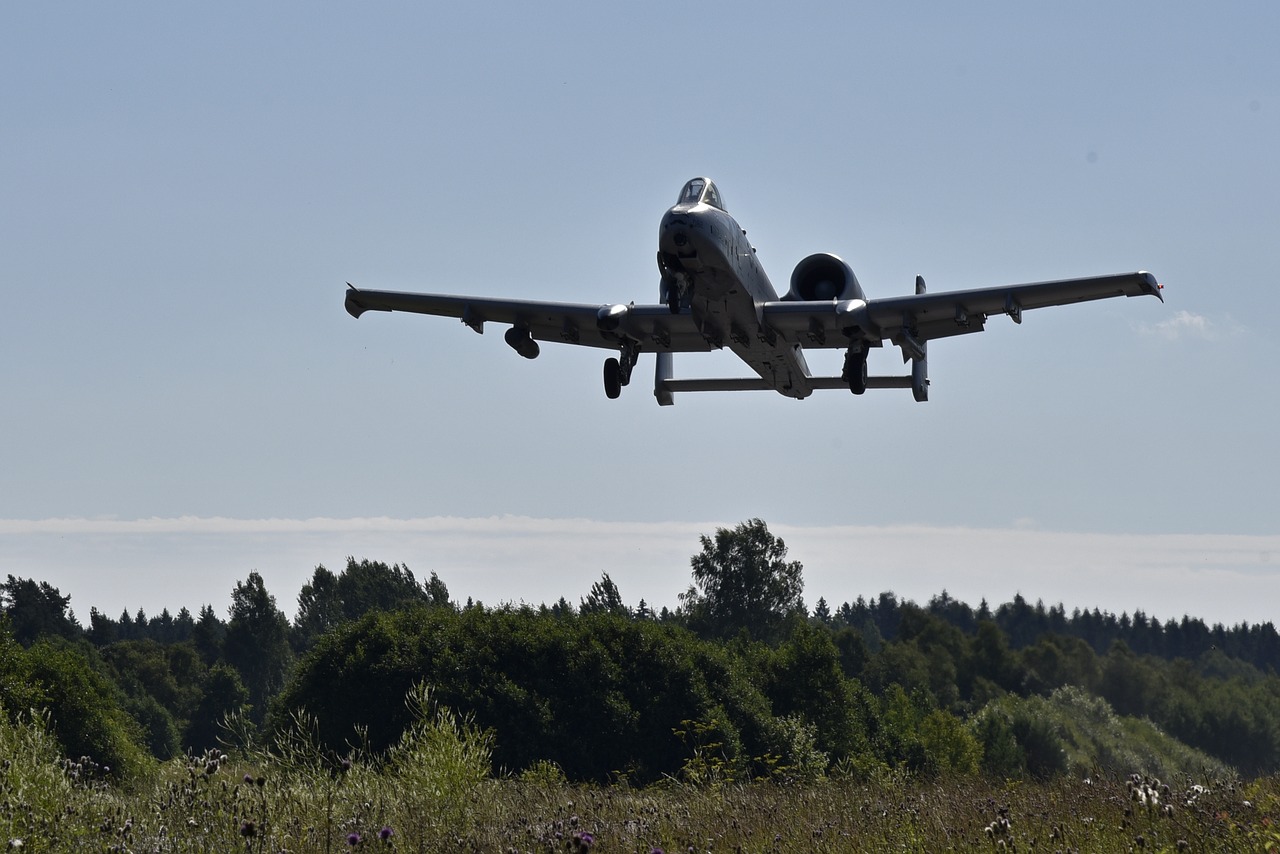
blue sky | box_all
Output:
[3,3,1278,625]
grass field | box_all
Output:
[5,694,1280,852]
[5,752,1279,851]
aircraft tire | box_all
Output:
[604,358,622,399]
[849,353,867,395]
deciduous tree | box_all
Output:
[681,519,804,640]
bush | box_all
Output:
[273,607,780,783]
[21,638,152,779]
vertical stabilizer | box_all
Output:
[655,352,674,405]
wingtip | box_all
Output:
[344,286,367,318]
[1138,271,1165,302]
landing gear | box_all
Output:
[603,339,641,400]
[660,270,689,315]
[843,347,868,395]
[604,358,622,399]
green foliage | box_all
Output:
[916,708,982,775]
[6,714,1276,853]
[681,518,804,641]
[122,692,180,759]
[381,683,494,845]
[977,688,1233,782]
[184,661,250,752]
[580,572,629,616]
[292,564,343,651]
[274,607,780,783]
[20,637,152,778]
[223,571,292,725]
[293,559,446,652]
[0,576,80,645]
[1095,645,1280,775]
[766,714,829,782]
[673,716,737,788]
[755,622,872,761]
[0,706,75,846]
[0,619,43,713]
[517,758,568,788]
[9,527,1280,791]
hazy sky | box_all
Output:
[4,3,1278,626]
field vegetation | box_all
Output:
[3,518,1280,850]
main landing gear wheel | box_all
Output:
[603,340,640,400]
[603,358,622,399]
[845,349,868,395]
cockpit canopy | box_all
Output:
[677,177,726,212]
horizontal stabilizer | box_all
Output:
[659,374,914,395]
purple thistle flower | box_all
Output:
[347,831,362,846]
[378,826,394,842]
[243,774,254,784]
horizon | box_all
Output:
[5,515,1277,630]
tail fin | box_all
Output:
[655,277,676,404]
[655,352,674,405]
[912,275,928,401]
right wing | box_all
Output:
[761,271,1163,350]
[344,286,715,353]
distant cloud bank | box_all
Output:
[2,516,1276,628]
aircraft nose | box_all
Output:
[660,210,695,250]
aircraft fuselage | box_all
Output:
[658,200,815,398]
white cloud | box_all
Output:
[1137,310,1244,341]
[2,516,1278,627]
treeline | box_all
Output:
[2,520,1278,784]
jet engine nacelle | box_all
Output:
[784,253,866,302]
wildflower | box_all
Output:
[8,840,24,850]
[347,832,362,846]
[240,820,257,838]
[244,774,255,784]
[378,827,394,843]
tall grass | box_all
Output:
[3,693,1279,852]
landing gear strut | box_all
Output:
[843,346,868,395]
[660,270,689,315]
[604,339,641,400]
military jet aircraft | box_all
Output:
[345,177,1162,405]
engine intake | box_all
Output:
[784,253,865,302]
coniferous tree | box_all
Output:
[0,576,80,644]
[580,572,628,616]
[223,572,292,724]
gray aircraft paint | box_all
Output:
[345,178,1162,405]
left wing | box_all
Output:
[761,271,1163,350]
[345,286,715,353]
